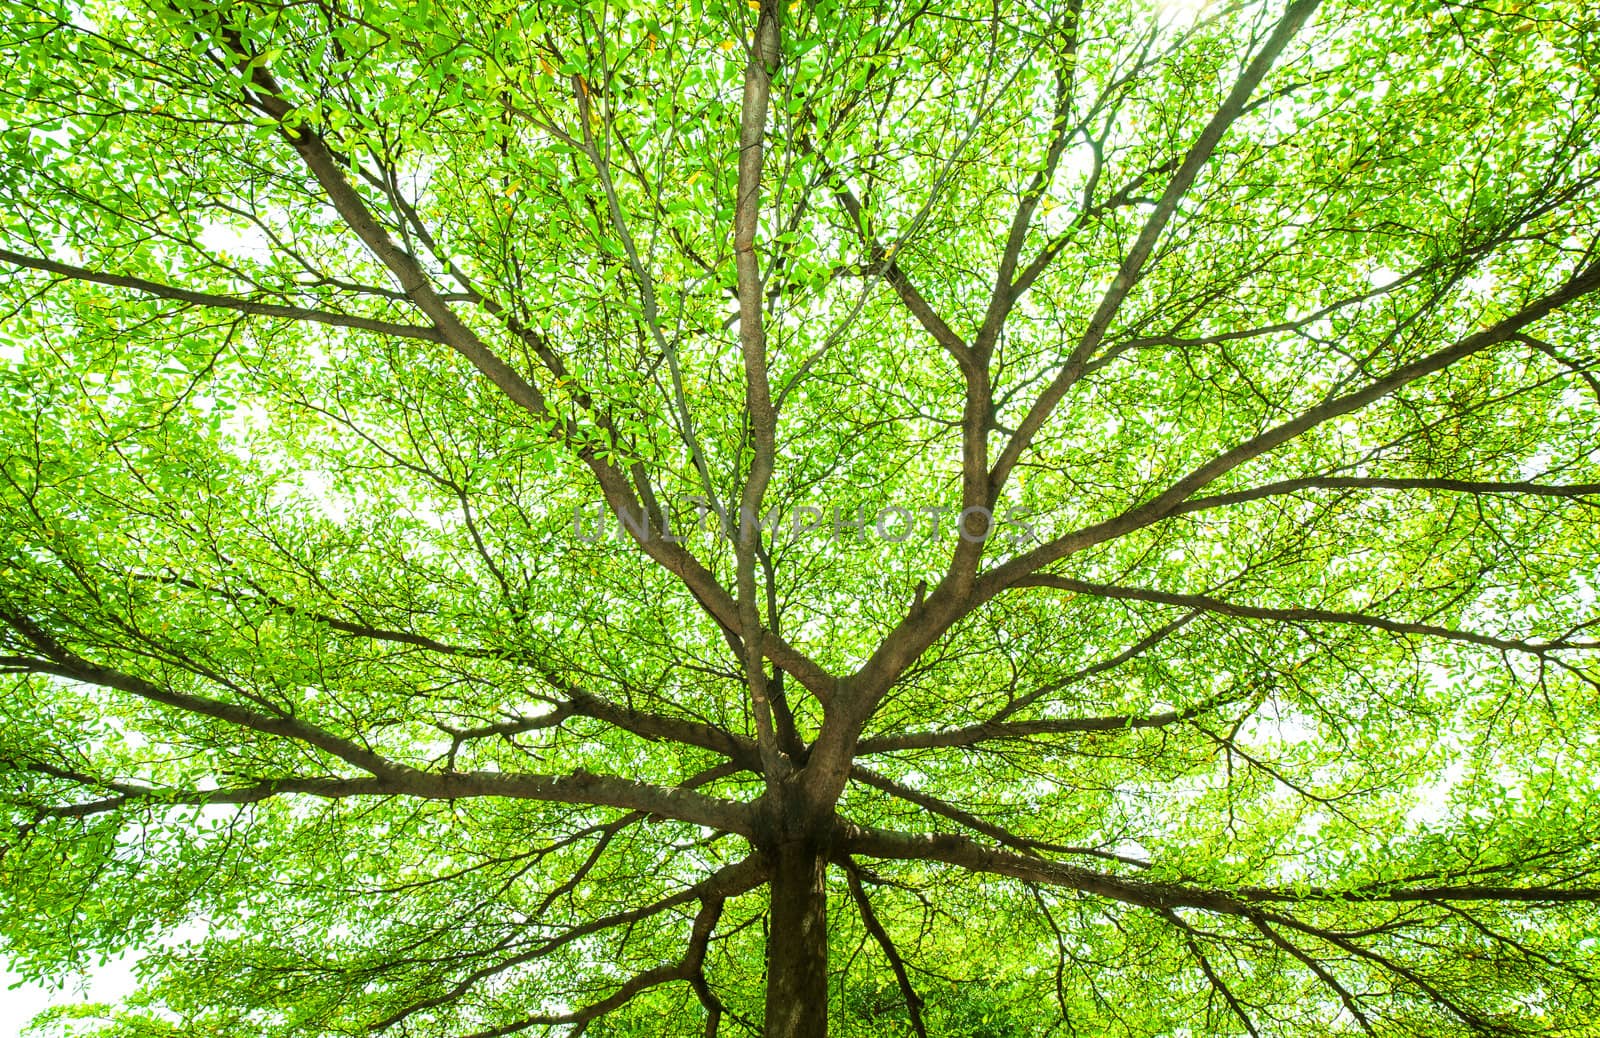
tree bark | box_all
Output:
[763,842,830,1038]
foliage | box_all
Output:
[2,0,1600,1035]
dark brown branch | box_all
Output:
[989,0,1323,493]
[1243,884,1600,906]
[1158,908,1262,1038]
[5,762,389,819]
[844,859,928,1038]
[445,689,758,772]
[1173,475,1600,516]
[732,0,788,782]
[855,698,1225,754]
[0,248,445,342]
[982,252,1600,598]
[834,3,1327,739]
[1016,574,1595,656]
[566,688,760,770]
[690,970,725,1038]
[380,856,763,1034]
[837,820,1600,910]
[0,646,752,834]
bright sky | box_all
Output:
[1,960,137,1037]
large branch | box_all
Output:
[988,0,1323,493]
[853,698,1226,755]
[732,0,789,781]
[0,643,753,834]
[0,248,445,342]
[1172,475,1600,516]
[981,253,1600,597]
[216,34,835,705]
[1017,574,1596,656]
[840,821,1600,906]
[6,762,392,820]
[5,754,750,836]
[831,4,1325,735]
[563,686,760,770]
[432,692,760,775]
[13,761,744,841]
[375,855,765,1033]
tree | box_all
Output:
[1,0,1598,1033]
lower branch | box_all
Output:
[462,893,730,1038]
[1249,915,1375,1035]
[844,821,1600,1031]
[379,856,765,1033]
[0,648,753,834]
[838,820,1600,911]
[1157,907,1262,1038]
[844,858,928,1038]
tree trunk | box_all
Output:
[763,843,829,1038]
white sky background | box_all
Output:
[1,960,136,1036]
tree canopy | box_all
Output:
[2,0,1599,1035]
